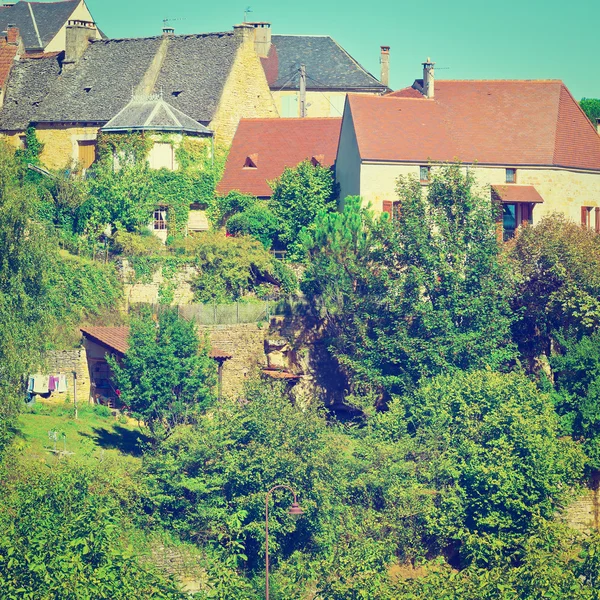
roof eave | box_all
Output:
[101,125,213,136]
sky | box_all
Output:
[85,0,599,99]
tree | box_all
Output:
[226,202,279,249]
[109,308,216,439]
[506,214,600,360]
[580,98,600,126]
[269,160,339,259]
[303,164,516,410]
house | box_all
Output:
[0,22,278,167]
[80,326,233,404]
[217,117,342,198]
[0,0,101,54]
[247,22,389,118]
[335,58,600,239]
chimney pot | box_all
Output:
[380,45,390,87]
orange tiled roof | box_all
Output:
[349,80,600,171]
[217,117,342,197]
[491,185,544,204]
[80,326,232,360]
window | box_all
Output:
[280,94,298,118]
[581,206,600,232]
[503,203,533,241]
[420,166,431,183]
[153,207,168,231]
[382,200,400,220]
[148,142,175,170]
[244,154,258,169]
[77,140,96,169]
[506,168,517,183]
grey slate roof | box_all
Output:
[0,54,61,130]
[101,95,212,135]
[34,33,240,125]
[0,0,78,51]
[270,35,386,92]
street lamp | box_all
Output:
[265,484,304,600]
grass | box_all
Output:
[12,400,149,468]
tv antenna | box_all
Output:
[162,17,185,34]
[244,6,253,22]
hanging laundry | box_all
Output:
[57,374,68,393]
[48,376,57,392]
[32,374,49,395]
[27,376,34,393]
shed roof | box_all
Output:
[0,0,79,50]
[80,326,233,360]
[33,32,240,125]
[268,34,386,92]
[348,80,600,171]
[101,95,212,135]
[217,117,342,197]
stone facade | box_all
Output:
[42,348,91,404]
[209,25,278,146]
[201,323,268,398]
[35,123,100,170]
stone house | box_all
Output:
[247,22,389,118]
[0,0,100,54]
[0,22,278,166]
[217,116,342,198]
[335,58,600,239]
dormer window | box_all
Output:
[506,168,517,183]
[311,154,324,167]
[244,154,258,169]
[420,165,431,183]
[171,91,182,98]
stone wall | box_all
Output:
[565,474,600,533]
[36,123,100,170]
[42,348,91,404]
[202,323,268,398]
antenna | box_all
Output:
[244,6,253,22]
[162,17,185,34]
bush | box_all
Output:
[226,201,278,249]
[113,230,165,256]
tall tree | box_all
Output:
[580,98,600,126]
[109,309,216,439]
[303,165,516,411]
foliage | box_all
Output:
[226,201,279,249]
[14,125,44,167]
[303,165,516,409]
[182,232,280,303]
[208,190,257,228]
[373,370,584,567]
[109,308,216,439]
[0,459,184,599]
[580,98,600,126]
[270,160,339,259]
[113,229,166,256]
[506,213,600,359]
[551,331,600,469]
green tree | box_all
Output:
[580,98,600,126]
[506,214,600,360]
[270,160,339,259]
[226,202,279,248]
[109,308,216,439]
[304,165,516,410]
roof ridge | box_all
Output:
[90,31,233,44]
[240,117,342,122]
[438,79,563,83]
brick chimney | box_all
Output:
[64,20,97,67]
[6,25,18,45]
[422,57,435,99]
[248,22,271,57]
[380,46,390,87]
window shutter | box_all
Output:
[596,208,600,233]
[581,206,589,228]
[78,141,96,169]
[382,200,393,217]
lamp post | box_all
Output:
[265,485,304,600]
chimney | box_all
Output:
[380,46,390,87]
[233,22,254,46]
[422,56,435,99]
[64,20,96,67]
[6,25,18,45]
[162,26,175,36]
[248,22,271,57]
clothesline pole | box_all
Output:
[73,371,78,420]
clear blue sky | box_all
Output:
[86,0,599,99]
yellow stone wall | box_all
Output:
[272,90,379,118]
[36,124,100,170]
[1,132,25,149]
[209,30,278,147]
[356,162,600,225]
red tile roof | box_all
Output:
[491,185,544,204]
[349,80,600,171]
[386,86,425,98]
[80,326,232,360]
[217,117,342,197]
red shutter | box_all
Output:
[595,208,600,233]
[582,206,589,228]
[382,200,393,217]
